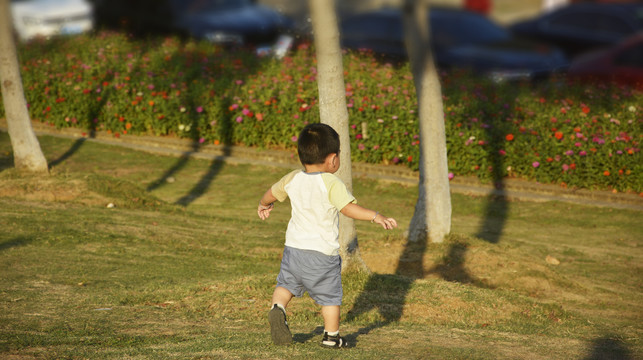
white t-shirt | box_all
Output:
[271,170,356,256]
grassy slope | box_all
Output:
[0,133,641,359]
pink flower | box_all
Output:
[532,162,540,168]
[199,137,205,144]
[291,135,298,142]
[499,149,506,156]
[196,106,203,113]
[448,172,454,180]
[358,143,365,151]
[236,116,243,123]
[356,134,363,140]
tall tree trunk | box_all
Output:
[0,0,48,173]
[308,0,367,271]
[403,0,451,243]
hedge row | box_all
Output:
[2,32,641,192]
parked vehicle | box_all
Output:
[93,0,295,51]
[567,32,643,89]
[339,7,568,82]
[509,3,643,59]
[10,0,94,41]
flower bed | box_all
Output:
[3,32,641,193]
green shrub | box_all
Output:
[2,32,641,192]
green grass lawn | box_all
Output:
[1,132,641,359]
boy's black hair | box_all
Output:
[297,123,340,165]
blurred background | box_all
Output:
[7,0,643,86]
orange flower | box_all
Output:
[554,131,564,140]
[505,134,514,141]
[149,101,155,106]
[214,140,220,145]
[603,170,610,176]
[125,123,132,130]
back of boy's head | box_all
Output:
[297,123,340,165]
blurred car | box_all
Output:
[10,0,94,41]
[339,7,568,82]
[93,0,295,50]
[170,0,294,47]
[509,3,643,59]
[567,32,643,89]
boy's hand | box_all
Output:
[373,214,398,230]
[257,203,274,220]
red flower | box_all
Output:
[505,134,514,141]
[582,106,590,114]
[555,131,564,140]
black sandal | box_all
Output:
[321,331,348,348]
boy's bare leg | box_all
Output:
[321,305,340,333]
[271,286,293,309]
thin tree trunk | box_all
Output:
[403,0,451,243]
[308,0,367,271]
[0,0,48,173]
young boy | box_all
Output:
[257,123,397,348]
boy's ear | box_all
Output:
[324,152,337,166]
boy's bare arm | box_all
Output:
[258,188,278,220]
[340,203,397,230]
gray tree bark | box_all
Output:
[0,0,48,173]
[403,0,451,243]
[308,0,367,271]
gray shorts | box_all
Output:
[276,246,343,306]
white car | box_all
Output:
[10,0,94,41]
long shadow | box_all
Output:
[584,335,633,360]
[147,44,259,206]
[174,148,230,206]
[0,132,13,172]
[343,227,426,343]
[0,236,32,252]
[472,80,513,244]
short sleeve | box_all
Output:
[270,170,300,202]
[322,173,356,211]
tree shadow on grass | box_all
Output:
[584,335,634,360]
[174,149,230,206]
[0,236,32,252]
[145,45,263,207]
[0,139,13,172]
